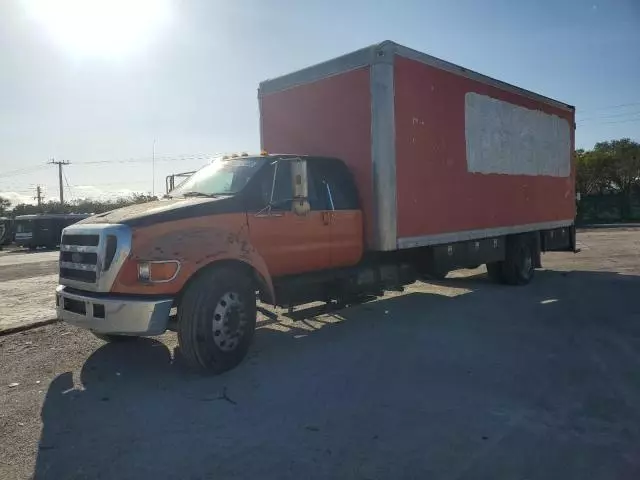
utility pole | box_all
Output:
[152,139,156,197]
[49,159,70,204]
[34,185,43,206]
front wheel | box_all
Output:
[92,333,139,342]
[177,267,257,374]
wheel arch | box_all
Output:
[178,257,275,306]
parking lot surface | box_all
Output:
[1,229,639,479]
[0,250,58,333]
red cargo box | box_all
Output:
[259,41,575,252]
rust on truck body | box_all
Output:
[110,213,275,301]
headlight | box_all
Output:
[137,261,180,283]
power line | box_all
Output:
[0,164,49,178]
[577,110,640,123]
[71,180,154,187]
[62,170,75,201]
[73,152,220,166]
[1,152,224,193]
[578,117,640,127]
[578,101,640,114]
[0,152,219,178]
[0,189,37,195]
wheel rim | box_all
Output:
[520,246,533,278]
[212,292,247,352]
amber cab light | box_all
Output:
[137,261,180,283]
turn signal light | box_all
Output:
[138,261,180,283]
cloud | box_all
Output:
[0,191,36,206]
[70,185,138,200]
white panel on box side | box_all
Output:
[465,92,571,177]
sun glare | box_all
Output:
[23,0,172,58]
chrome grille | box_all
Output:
[60,234,100,284]
[61,234,99,247]
[58,224,131,292]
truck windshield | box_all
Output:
[170,158,264,197]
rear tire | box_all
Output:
[486,262,506,283]
[177,267,257,374]
[422,269,448,281]
[502,237,535,285]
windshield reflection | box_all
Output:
[170,158,264,198]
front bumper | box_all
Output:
[56,285,173,336]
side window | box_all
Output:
[309,160,359,210]
[245,160,294,212]
[306,167,326,211]
[271,161,293,211]
[244,164,275,212]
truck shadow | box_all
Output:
[34,269,640,479]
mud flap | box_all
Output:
[541,224,577,253]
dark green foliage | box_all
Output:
[576,138,640,223]
[2,193,158,218]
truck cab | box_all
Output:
[56,154,364,373]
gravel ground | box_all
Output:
[1,229,640,479]
[0,250,58,333]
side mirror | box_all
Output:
[291,159,308,198]
[291,159,310,216]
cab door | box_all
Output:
[246,160,332,277]
[309,159,364,269]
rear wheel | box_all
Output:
[502,237,535,285]
[486,262,506,283]
[177,267,257,374]
[422,268,448,281]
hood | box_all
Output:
[78,196,244,228]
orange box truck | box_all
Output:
[56,41,576,373]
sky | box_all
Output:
[1,0,639,205]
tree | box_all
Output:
[576,149,609,195]
[0,196,10,216]
[592,138,640,218]
[9,193,158,218]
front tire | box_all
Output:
[177,267,257,374]
[92,333,138,342]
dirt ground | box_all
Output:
[0,249,58,333]
[1,229,639,479]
